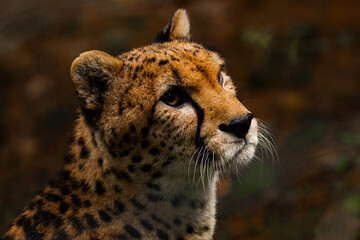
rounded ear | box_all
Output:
[154,9,191,43]
[70,50,123,111]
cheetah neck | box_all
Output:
[61,118,219,239]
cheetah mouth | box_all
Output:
[212,140,258,169]
[192,140,257,170]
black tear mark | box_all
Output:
[187,96,205,148]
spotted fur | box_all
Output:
[2,9,259,240]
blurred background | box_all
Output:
[0,0,359,239]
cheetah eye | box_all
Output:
[218,72,224,86]
[161,87,185,107]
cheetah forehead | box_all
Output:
[116,41,228,92]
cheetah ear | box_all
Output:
[154,9,191,43]
[70,50,122,111]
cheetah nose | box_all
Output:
[218,113,254,139]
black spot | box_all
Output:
[118,104,124,115]
[151,171,162,179]
[131,198,146,210]
[130,124,136,132]
[70,180,80,190]
[102,169,111,177]
[98,210,112,222]
[177,237,185,240]
[83,213,99,228]
[120,149,129,157]
[173,217,182,225]
[36,199,44,207]
[80,146,89,159]
[158,60,169,66]
[64,154,73,164]
[111,169,133,182]
[132,72,138,80]
[141,140,149,149]
[53,217,64,229]
[16,215,28,227]
[123,134,131,143]
[141,127,149,137]
[59,184,70,195]
[77,137,84,146]
[151,214,171,229]
[161,161,171,168]
[108,149,118,157]
[114,200,125,214]
[140,219,153,231]
[147,193,163,202]
[83,200,92,207]
[146,182,160,191]
[157,229,169,240]
[95,180,105,195]
[71,194,82,207]
[59,201,69,213]
[45,193,62,202]
[68,216,84,233]
[131,155,142,163]
[134,65,140,73]
[80,180,90,193]
[145,57,156,63]
[97,158,103,167]
[149,148,160,155]
[186,225,194,234]
[124,224,142,239]
[140,164,152,172]
[77,163,84,171]
[33,210,57,227]
[171,196,183,208]
[114,185,122,193]
[127,164,135,172]
[17,216,44,240]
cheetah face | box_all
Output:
[70,10,258,180]
[151,45,259,171]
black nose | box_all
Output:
[218,113,254,139]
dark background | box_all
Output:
[0,0,359,239]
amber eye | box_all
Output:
[161,87,185,107]
[218,72,224,85]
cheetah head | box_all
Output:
[70,9,258,184]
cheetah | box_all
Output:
[2,9,261,240]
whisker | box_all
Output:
[188,147,201,187]
[256,119,279,167]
